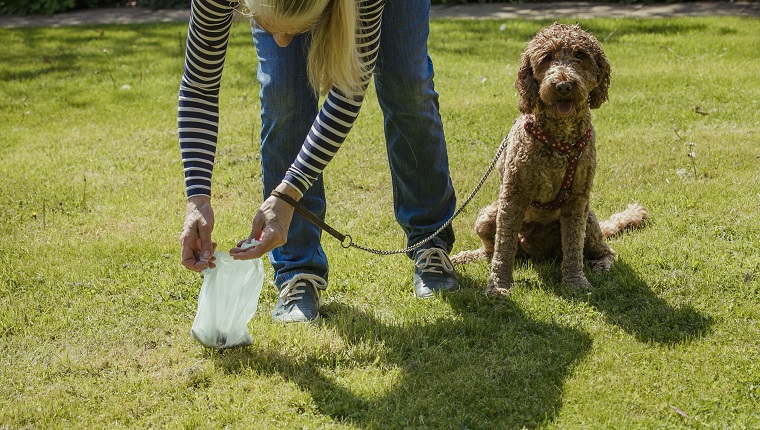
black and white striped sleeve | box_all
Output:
[282,0,384,196]
[178,0,235,198]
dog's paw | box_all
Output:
[562,274,592,289]
[589,255,614,272]
[486,277,512,296]
[486,285,511,296]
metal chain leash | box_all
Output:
[272,127,513,256]
[346,129,513,255]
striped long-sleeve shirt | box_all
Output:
[179,0,384,198]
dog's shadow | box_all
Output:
[527,257,713,345]
[210,290,592,429]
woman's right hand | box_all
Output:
[179,195,217,272]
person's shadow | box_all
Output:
[210,280,592,429]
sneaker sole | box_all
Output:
[271,312,322,324]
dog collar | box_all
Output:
[524,116,592,210]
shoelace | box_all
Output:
[415,248,454,274]
[279,274,327,306]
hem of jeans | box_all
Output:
[406,236,453,259]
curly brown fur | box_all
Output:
[451,203,648,265]
[450,23,646,295]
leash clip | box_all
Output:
[341,234,353,249]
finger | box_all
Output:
[207,242,218,268]
[199,233,214,261]
[180,237,200,272]
[189,260,209,272]
[230,238,259,257]
[231,238,255,251]
[249,216,264,245]
[194,239,217,268]
[231,244,266,260]
[229,243,257,258]
[231,234,275,260]
[182,255,199,271]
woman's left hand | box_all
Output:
[230,182,298,260]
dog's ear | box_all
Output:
[515,52,539,114]
[589,45,611,109]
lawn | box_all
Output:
[1,15,758,429]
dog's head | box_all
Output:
[516,23,611,116]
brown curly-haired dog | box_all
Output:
[451,23,647,295]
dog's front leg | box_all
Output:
[488,188,528,295]
[585,211,615,272]
[560,198,592,288]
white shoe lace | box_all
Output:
[415,248,454,274]
[279,274,327,306]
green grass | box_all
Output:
[1,16,759,429]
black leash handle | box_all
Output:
[271,190,353,248]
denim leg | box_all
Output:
[253,26,329,286]
[373,0,457,256]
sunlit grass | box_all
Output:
[1,16,758,429]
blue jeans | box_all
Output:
[253,0,456,288]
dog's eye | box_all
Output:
[542,53,553,63]
[574,51,587,60]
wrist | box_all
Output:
[187,194,211,207]
[273,182,302,201]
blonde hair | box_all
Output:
[241,0,363,97]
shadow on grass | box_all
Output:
[531,257,713,345]
[0,23,188,82]
[210,284,592,429]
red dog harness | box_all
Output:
[524,117,593,210]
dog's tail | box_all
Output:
[450,247,491,265]
[600,203,649,239]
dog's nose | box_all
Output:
[556,81,572,95]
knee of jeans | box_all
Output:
[374,71,437,114]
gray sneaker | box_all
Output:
[271,274,327,323]
[413,246,460,298]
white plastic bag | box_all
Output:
[190,244,265,349]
